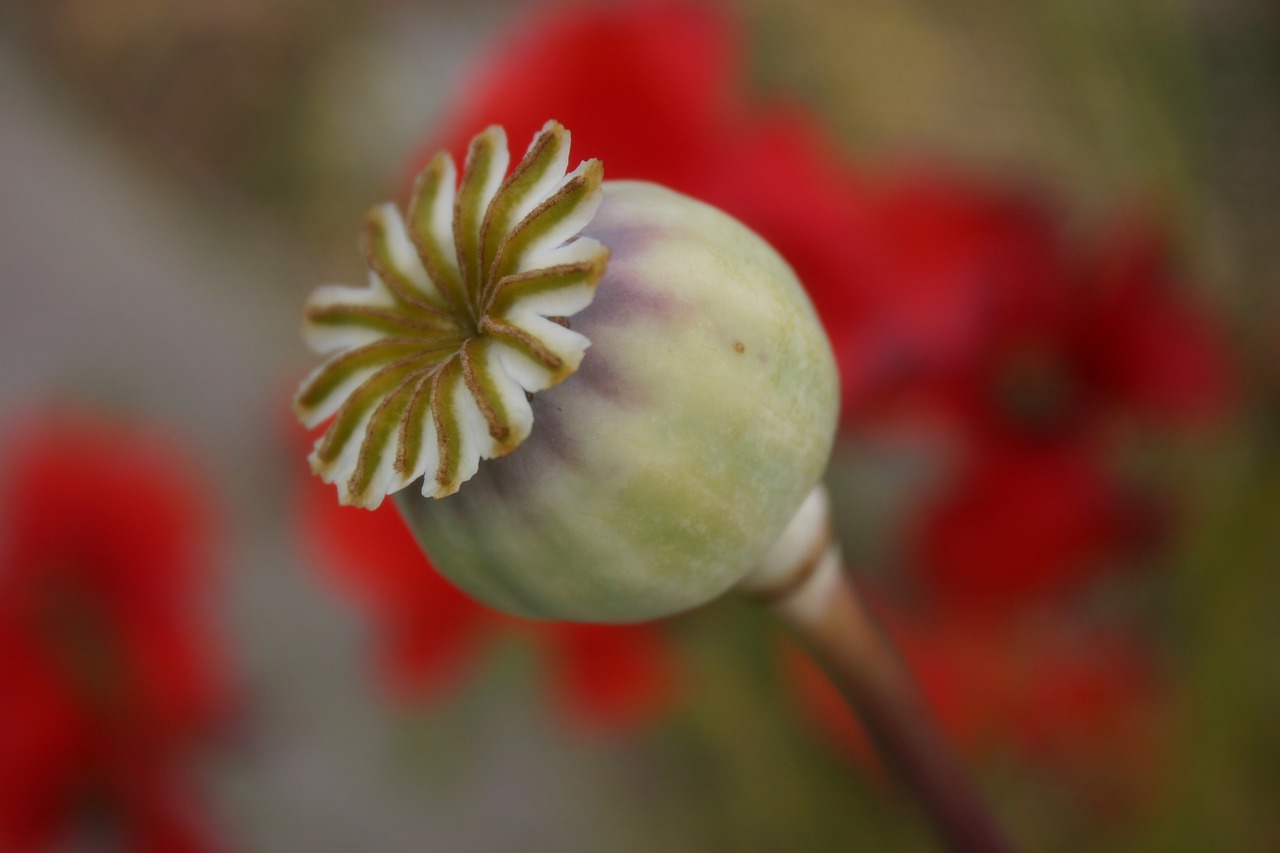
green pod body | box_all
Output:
[395,181,839,622]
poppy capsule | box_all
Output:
[296,121,839,622]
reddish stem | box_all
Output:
[771,562,1015,853]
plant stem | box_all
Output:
[740,488,1015,853]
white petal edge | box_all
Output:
[512,160,605,275]
[505,121,574,226]
[301,275,398,354]
[370,204,439,300]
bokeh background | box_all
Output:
[1,0,1277,850]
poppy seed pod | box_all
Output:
[296,121,839,622]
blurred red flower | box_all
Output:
[0,411,229,852]
[291,418,676,734]
[878,184,1234,613]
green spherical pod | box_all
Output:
[296,122,838,623]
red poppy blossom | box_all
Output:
[845,176,1234,611]
[291,417,677,734]
[0,411,229,852]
